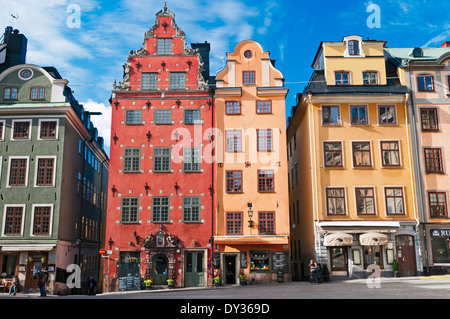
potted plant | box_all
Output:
[392,259,399,277]
[144,279,152,289]
[167,279,174,288]
[322,263,330,282]
[239,274,248,286]
[213,276,221,287]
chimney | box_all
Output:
[441,41,450,48]
[0,26,28,73]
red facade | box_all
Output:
[104,5,214,291]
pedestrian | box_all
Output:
[309,259,317,284]
[315,263,323,283]
[37,269,48,297]
[87,276,97,295]
[9,276,19,295]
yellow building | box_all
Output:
[288,36,420,279]
[214,40,290,284]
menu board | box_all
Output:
[272,251,289,272]
[118,275,141,291]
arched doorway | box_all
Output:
[153,254,169,285]
[395,235,416,277]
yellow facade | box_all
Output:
[214,40,290,284]
[289,35,419,279]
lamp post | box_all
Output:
[247,203,254,228]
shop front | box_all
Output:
[424,227,450,274]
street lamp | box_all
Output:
[247,203,253,228]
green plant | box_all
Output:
[144,279,152,286]
[167,279,174,285]
[213,276,220,283]
[392,259,399,273]
[239,274,247,281]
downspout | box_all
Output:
[209,87,215,285]
[97,158,108,288]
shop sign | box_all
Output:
[430,229,450,238]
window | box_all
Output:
[9,158,27,186]
[1,255,17,278]
[348,40,360,55]
[30,87,45,100]
[12,121,30,139]
[380,141,400,167]
[39,121,57,139]
[258,212,275,235]
[420,108,439,131]
[226,212,242,235]
[184,109,201,124]
[226,171,242,193]
[257,129,272,151]
[385,187,405,215]
[335,72,350,85]
[0,121,4,140]
[226,130,242,152]
[323,141,343,167]
[36,158,55,186]
[258,170,274,193]
[429,192,448,218]
[125,110,142,125]
[256,101,272,114]
[226,101,241,115]
[3,87,18,100]
[424,148,444,173]
[417,74,435,91]
[352,141,372,167]
[153,147,171,172]
[32,206,51,235]
[363,72,378,85]
[169,72,186,90]
[322,105,340,125]
[364,246,382,269]
[121,197,139,223]
[250,251,270,271]
[294,162,298,184]
[183,147,201,172]
[350,105,368,125]
[3,206,23,235]
[355,187,375,216]
[152,197,170,222]
[123,148,141,173]
[326,187,346,216]
[142,73,158,90]
[378,105,396,125]
[244,50,252,59]
[155,109,172,124]
[243,71,255,85]
[182,196,200,222]
[157,38,172,55]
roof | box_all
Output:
[385,47,450,62]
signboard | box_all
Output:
[430,229,450,238]
[118,275,141,291]
[271,251,289,272]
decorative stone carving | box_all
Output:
[143,233,154,249]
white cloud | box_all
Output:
[82,99,112,155]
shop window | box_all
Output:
[1,255,17,278]
[363,246,383,269]
[250,251,270,272]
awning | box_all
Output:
[213,235,289,245]
[1,244,56,252]
[359,232,388,246]
[323,232,354,246]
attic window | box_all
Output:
[244,50,252,59]
[348,40,360,55]
[157,38,172,55]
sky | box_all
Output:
[1,0,449,156]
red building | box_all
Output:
[104,4,214,291]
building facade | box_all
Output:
[386,43,450,275]
[288,36,421,279]
[104,5,214,291]
[214,40,291,285]
[0,27,109,294]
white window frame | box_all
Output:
[382,186,407,217]
[2,204,26,237]
[6,156,30,188]
[11,119,32,141]
[37,118,59,141]
[30,204,54,237]
[353,186,378,217]
[0,120,5,141]
[34,156,57,187]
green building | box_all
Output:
[0,26,109,294]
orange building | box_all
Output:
[213,40,290,284]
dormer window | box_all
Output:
[417,74,434,91]
[157,38,172,55]
[348,40,360,55]
[335,71,350,85]
[3,87,18,100]
[363,71,378,85]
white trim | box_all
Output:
[324,186,348,217]
[17,68,34,81]
[382,185,407,217]
[2,204,26,237]
[349,104,369,126]
[34,156,57,187]
[0,119,5,141]
[321,104,342,126]
[30,204,54,237]
[379,139,402,168]
[322,140,345,169]
[318,220,400,228]
[353,185,378,217]
[425,189,450,219]
[6,156,30,188]
[10,119,32,141]
[37,118,59,141]
[350,140,373,169]
[343,35,366,58]
[377,104,398,126]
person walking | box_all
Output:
[37,269,48,297]
[309,260,317,284]
[9,276,19,295]
[87,276,97,295]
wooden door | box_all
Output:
[25,254,47,289]
[184,252,204,287]
[396,235,416,277]
[330,247,348,276]
[225,255,237,284]
[153,254,168,285]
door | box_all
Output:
[330,247,348,276]
[184,252,204,287]
[25,254,47,289]
[153,255,168,285]
[225,255,237,284]
[396,235,416,277]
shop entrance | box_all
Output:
[330,247,348,276]
[224,255,237,285]
[25,253,48,289]
[184,251,204,287]
[153,254,169,285]
[396,235,416,277]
